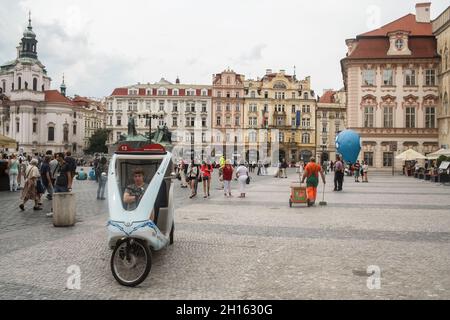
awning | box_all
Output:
[0,134,17,149]
[395,149,426,161]
[427,148,450,158]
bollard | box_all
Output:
[53,192,76,227]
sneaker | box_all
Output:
[19,204,25,211]
[46,212,53,217]
[33,206,43,211]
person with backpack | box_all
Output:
[46,153,73,217]
[97,157,108,200]
[64,151,77,182]
[200,160,213,198]
[187,159,200,199]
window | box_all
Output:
[364,106,375,128]
[249,104,257,113]
[187,89,195,96]
[362,69,375,86]
[278,132,284,142]
[172,89,178,96]
[291,118,296,127]
[158,89,166,96]
[275,92,285,99]
[216,103,222,112]
[202,103,207,113]
[16,121,19,133]
[322,124,328,133]
[186,117,195,127]
[292,105,296,113]
[117,118,122,126]
[128,100,137,111]
[383,69,394,86]
[158,119,164,126]
[217,91,221,98]
[444,93,449,116]
[226,116,231,125]
[73,125,77,135]
[249,131,257,143]
[249,117,257,127]
[170,116,177,127]
[303,92,309,99]
[383,107,393,128]
[48,127,55,141]
[425,69,436,86]
[292,92,296,99]
[2,81,5,93]
[364,152,374,166]
[172,101,178,112]
[236,92,240,98]
[235,104,240,112]
[226,92,230,98]
[264,91,268,99]
[302,105,311,113]
[383,152,393,167]
[202,132,207,143]
[226,103,231,112]
[263,104,268,113]
[109,116,113,126]
[405,107,416,128]
[425,107,436,128]
[201,90,208,96]
[216,116,221,126]
[32,122,37,133]
[129,89,138,95]
[159,101,165,111]
[235,117,240,126]
[395,39,404,50]
[404,69,416,86]
[73,112,77,119]
[33,78,37,91]
[302,133,310,144]
[301,118,311,128]
[251,91,256,98]
[276,116,285,126]
[187,102,195,112]
[116,132,122,141]
[117,101,122,111]
[202,118,207,127]
[226,77,231,84]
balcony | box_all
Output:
[10,90,45,102]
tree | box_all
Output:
[85,129,110,154]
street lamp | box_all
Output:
[139,112,164,144]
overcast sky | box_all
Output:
[0,0,448,99]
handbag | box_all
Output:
[246,176,251,184]
[36,179,45,194]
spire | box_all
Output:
[20,12,38,59]
[60,74,67,97]
[28,11,32,29]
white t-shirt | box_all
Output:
[236,165,248,177]
[25,165,40,179]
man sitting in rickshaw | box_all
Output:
[123,168,151,214]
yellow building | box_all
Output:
[243,69,316,163]
[433,6,450,149]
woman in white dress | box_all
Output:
[235,161,249,198]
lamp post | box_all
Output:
[139,112,164,144]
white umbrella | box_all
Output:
[427,148,450,158]
[395,149,427,161]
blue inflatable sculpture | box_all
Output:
[335,130,361,164]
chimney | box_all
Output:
[416,3,431,23]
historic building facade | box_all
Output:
[0,17,85,155]
[316,89,347,164]
[243,69,316,163]
[341,3,440,170]
[433,6,450,149]
[105,78,212,159]
[72,95,106,149]
[211,69,245,161]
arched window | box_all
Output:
[48,127,55,141]
[33,78,37,91]
[444,92,449,116]
[302,133,310,144]
[18,77,22,90]
[63,125,69,143]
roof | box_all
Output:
[360,14,432,37]
[346,37,438,60]
[44,90,75,105]
[319,91,336,103]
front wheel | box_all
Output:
[111,238,151,287]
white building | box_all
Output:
[106,78,212,160]
[0,17,86,155]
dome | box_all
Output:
[23,27,36,39]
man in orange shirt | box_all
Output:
[301,157,326,207]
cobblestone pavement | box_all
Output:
[0,169,449,300]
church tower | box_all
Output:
[19,12,38,59]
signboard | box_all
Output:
[439,161,450,170]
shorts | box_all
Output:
[202,176,210,181]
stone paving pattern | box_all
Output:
[0,169,449,299]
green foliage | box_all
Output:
[437,155,450,168]
[84,129,110,154]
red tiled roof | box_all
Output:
[319,91,336,103]
[360,14,432,37]
[347,37,438,60]
[44,90,75,105]
[111,88,128,96]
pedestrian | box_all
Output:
[65,151,77,181]
[179,160,188,188]
[223,160,234,197]
[236,160,249,198]
[7,154,19,192]
[354,160,361,182]
[40,155,54,201]
[97,156,108,200]
[187,159,200,199]
[200,160,213,198]
[298,161,305,181]
[46,153,73,217]
[19,158,41,211]
[280,159,288,179]
[333,156,344,192]
[362,161,369,183]
[301,157,326,207]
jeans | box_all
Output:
[334,172,344,191]
[54,185,69,193]
[44,182,54,198]
[224,180,232,194]
[97,178,107,198]
[9,172,18,191]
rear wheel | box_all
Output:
[169,221,174,245]
[111,238,151,287]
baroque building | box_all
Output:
[341,3,440,170]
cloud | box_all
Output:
[236,44,267,65]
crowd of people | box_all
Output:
[175,156,251,199]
